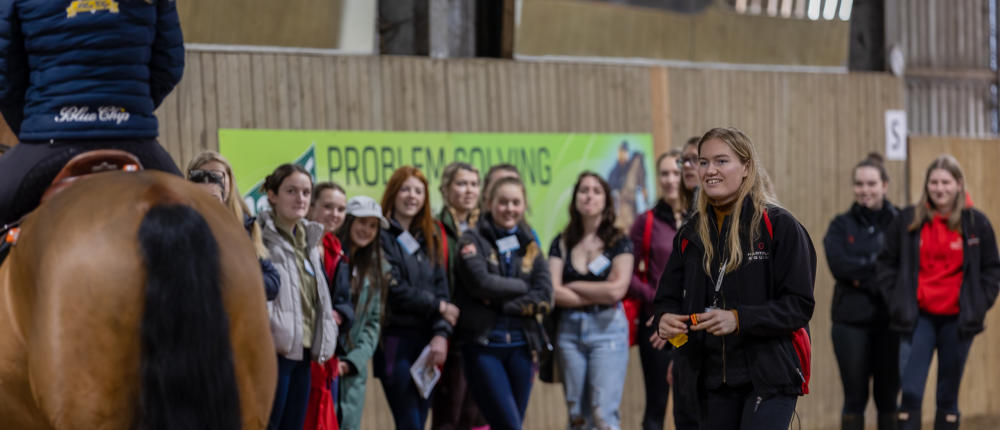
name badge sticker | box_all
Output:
[588,254,612,276]
[397,231,421,255]
[304,261,316,277]
[496,235,520,254]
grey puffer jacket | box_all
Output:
[259,211,338,363]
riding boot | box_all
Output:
[934,411,959,430]
[842,413,864,430]
[897,410,921,430]
[878,412,898,430]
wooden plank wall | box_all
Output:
[156,50,919,429]
[909,137,1000,428]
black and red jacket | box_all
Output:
[876,206,1000,339]
[654,197,816,397]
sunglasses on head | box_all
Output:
[189,169,224,186]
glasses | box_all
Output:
[189,169,224,186]
[676,155,698,168]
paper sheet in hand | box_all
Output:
[410,345,441,399]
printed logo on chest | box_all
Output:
[747,241,769,262]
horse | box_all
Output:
[0,170,277,429]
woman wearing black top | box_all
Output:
[375,166,455,430]
[454,176,552,430]
[823,153,899,430]
[654,128,816,430]
[550,172,635,430]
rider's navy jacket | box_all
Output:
[0,0,184,141]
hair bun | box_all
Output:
[865,152,885,166]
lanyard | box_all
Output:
[710,258,728,310]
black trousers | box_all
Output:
[0,139,181,225]
[703,384,797,430]
[637,319,671,430]
[831,322,899,415]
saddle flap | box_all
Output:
[41,149,143,203]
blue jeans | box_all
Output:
[463,318,535,430]
[268,351,312,430]
[557,304,630,430]
[832,322,899,415]
[703,384,797,430]
[898,313,973,416]
[374,332,432,430]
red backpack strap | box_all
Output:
[438,220,449,271]
[762,208,773,240]
[638,210,655,281]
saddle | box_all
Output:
[1,150,143,264]
[40,149,143,203]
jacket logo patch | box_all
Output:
[747,244,769,262]
[950,239,963,250]
[54,106,131,124]
[67,0,120,18]
[847,235,855,244]
[968,236,980,246]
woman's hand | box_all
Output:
[647,316,668,350]
[439,301,460,326]
[428,335,449,368]
[337,360,351,376]
[657,313,690,339]
[690,309,738,336]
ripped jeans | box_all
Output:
[556,304,629,430]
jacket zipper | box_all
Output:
[722,292,727,384]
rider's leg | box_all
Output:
[0,139,180,227]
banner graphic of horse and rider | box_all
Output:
[220,129,653,247]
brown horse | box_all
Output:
[0,171,276,429]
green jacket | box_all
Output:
[437,207,478,294]
[337,259,386,430]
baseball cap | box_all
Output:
[346,196,389,229]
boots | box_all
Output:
[934,411,959,430]
[897,410,921,430]
[842,413,864,430]
[878,412,898,430]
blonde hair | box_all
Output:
[694,128,780,275]
[187,151,269,259]
[909,154,966,232]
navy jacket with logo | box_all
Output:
[0,0,184,140]
[654,197,816,396]
[823,201,898,325]
[380,219,452,339]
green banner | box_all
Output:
[220,130,654,249]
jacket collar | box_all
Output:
[652,199,678,230]
[476,212,533,247]
[258,210,325,248]
[438,206,479,237]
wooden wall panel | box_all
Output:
[150,50,975,429]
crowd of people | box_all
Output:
[178,127,999,430]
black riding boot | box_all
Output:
[878,412,898,430]
[934,411,959,430]
[842,413,864,430]
[898,410,921,430]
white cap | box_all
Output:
[346,196,389,229]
